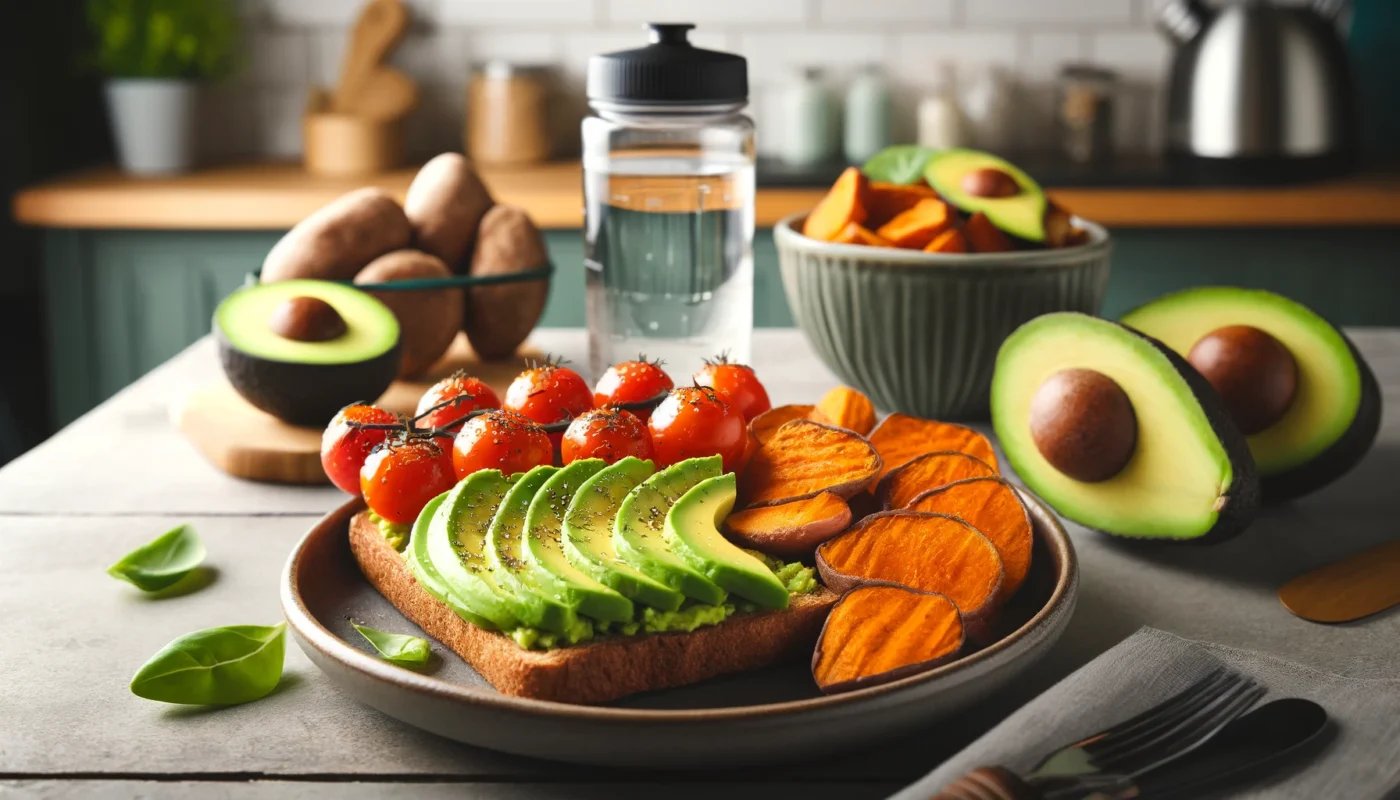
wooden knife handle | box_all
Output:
[927,767,1041,800]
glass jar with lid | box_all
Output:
[582,23,755,379]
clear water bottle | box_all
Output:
[582,23,755,380]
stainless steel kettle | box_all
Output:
[1159,0,1355,168]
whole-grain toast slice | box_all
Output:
[349,511,839,705]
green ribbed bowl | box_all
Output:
[775,213,1112,421]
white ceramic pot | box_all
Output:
[104,78,198,174]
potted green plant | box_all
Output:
[87,0,239,174]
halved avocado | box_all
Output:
[924,148,1048,242]
[214,279,400,426]
[1121,288,1380,502]
[991,312,1258,541]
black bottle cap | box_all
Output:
[587,23,747,107]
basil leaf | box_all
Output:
[352,622,431,666]
[862,145,935,185]
[107,524,206,592]
[130,622,286,705]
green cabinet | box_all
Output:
[39,226,1400,428]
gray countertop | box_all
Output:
[3,328,1399,800]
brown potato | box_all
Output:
[261,188,412,282]
[463,205,550,361]
[404,153,494,271]
[355,250,464,378]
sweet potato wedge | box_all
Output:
[749,404,825,446]
[741,419,882,507]
[907,477,1033,605]
[812,583,964,694]
[866,182,939,229]
[831,223,894,248]
[815,386,877,436]
[923,228,968,254]
[867,413,999,479]
[876,450,997,510]
[964,212,1012,253]
[816,510,1004,627]
[804,167,869,242]
[875,198,952,249]
[723,492,853,557]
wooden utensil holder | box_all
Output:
[303,111,403,176]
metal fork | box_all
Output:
[933,668,1265,800]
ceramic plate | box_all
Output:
[281,490,1078,768]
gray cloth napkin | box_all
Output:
[894,627,1400,800]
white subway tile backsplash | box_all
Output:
[262,0,438,27]
[255,88,309,158]
[439,0,598,25]
[736,33,891,85]
[893,32,1019,81]
[1020,32,1086,81]
[309,28,349,87]
[965,0,1133,25]
[244,30,312,87]
[1090,30,1171,77]
[607,0,805,25]
[816,0,955,24]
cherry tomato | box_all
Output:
[359,436,456,525]
[503,361,594,426]
[562,408,655,465]
[693,357,771,420]
[452,410,553,479]
[648,386,747,473]
[593,358,674,421]
[415,371,501,434]
[321,404,399,494]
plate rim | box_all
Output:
[281,488,1078,723]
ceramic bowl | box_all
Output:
[280,490,1077,768]
[774,213,1112,420]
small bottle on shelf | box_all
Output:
[916,62,964,151]
[778,67,838,167]
[843,64,892,164]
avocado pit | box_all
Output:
[269,295,347,342]
[1029,368,1137,482]
[960,167,1021,199]
[1187,325,1298,435]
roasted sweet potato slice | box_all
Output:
[868,413,999,479]
[875,198,952,249]
[964,211,1012,253]
[866,182,938,229]
[804,167,869,242]
[876,450,997,510]
[923,228,968,254]
[816,510,1003,625]
[741,419,882,506]
[907,477,1033,604]
[749,404,826,446]
[813,584,964,694]
[723,492,852,557]
[831,223,893,247]
[815,386,877,436]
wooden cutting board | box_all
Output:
[174,334,541,485]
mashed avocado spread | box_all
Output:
[371,512,411,552]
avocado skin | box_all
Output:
[216,329,400,427]
[1259,334,1381,503]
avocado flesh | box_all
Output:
[667,473,790,610]
[424,470,521,630]
[215,280,401,426]
[522,460,634,623]
[1121,287,1378,500]
[562,458,686,612]
[487,465,579,633]
[992,313,1257,540]
[406,492,499,629]
[924,148,1048,242]
[614,456,727,605]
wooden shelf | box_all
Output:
[13,161,1400,230]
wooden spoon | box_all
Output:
[1278,539,1400,623]
[351,67,418,121]
[333,0,410,114]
